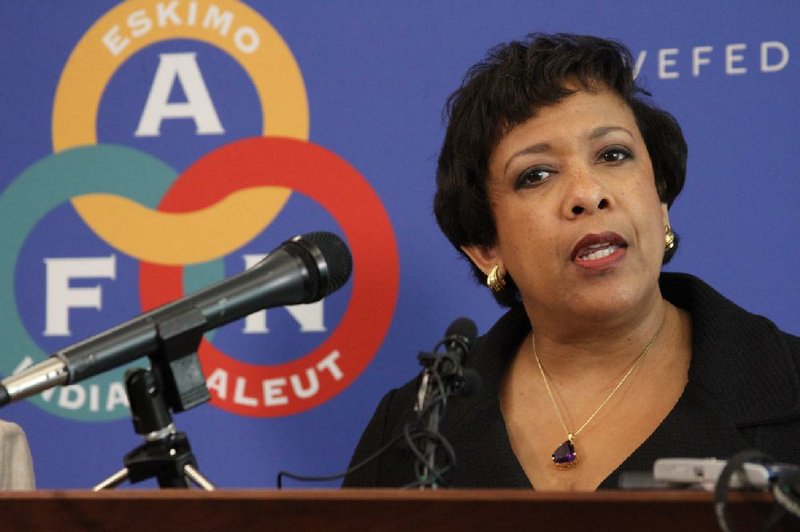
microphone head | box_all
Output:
[440,317,478,369]
[284,232,353,302]
[445,317,478,346]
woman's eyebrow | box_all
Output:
[503,142,551,175]
[589,125,634,140]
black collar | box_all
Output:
[470,272,800,429]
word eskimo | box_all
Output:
[102,1,261,56]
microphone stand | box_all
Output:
[414,350,462,489]
[94,306,215,491]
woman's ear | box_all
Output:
[461,244,501,277]
[660,203,670,228]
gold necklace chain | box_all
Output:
[531,313,666,468]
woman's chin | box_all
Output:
[560,282,659,325]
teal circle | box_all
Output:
[0,145,222,421]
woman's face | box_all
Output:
[465,88,668,327]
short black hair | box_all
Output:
[433,33,687,306]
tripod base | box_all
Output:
[94,463,214,491]
[94,431,215,491]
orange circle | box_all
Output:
[52,0,308,152]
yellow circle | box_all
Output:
[52,0,308,151]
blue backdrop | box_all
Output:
[0,0,797,489]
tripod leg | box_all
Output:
[183,464,215,491]
[93,467,129,491]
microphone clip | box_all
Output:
[415,335,472,412]
[150,303,211,413]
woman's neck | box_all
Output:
[523,295,671,381]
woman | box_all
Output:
[343,33,800,490]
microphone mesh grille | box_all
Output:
[446,317,478,345]
[303,232,353,296]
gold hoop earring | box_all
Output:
[487,265,506,293]
[665,224,676,251]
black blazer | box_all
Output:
[342,273,800,488]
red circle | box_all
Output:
[139,137,399,416]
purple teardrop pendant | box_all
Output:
[551,436,578,469]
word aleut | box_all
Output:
[206,350,345,408]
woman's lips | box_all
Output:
[571,232,628,270]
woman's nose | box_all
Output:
[562,166,611,219]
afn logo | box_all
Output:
[0,0,398,421]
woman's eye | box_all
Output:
[516,167,554,188]
[599,147,632,163]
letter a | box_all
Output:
[135,52,224,137]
